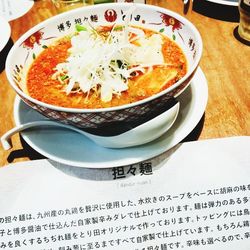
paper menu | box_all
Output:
[0,136,249,249]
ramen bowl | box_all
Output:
[6,3,202,137]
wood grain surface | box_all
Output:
[0,0,249,166]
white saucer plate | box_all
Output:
[0,16,11,52]
[0,0,34,21]
[14,67,208,168]
[203,0,238,6]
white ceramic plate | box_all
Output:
[0,0,34,21]
[0,16,11,52]
[14,67,208,168]
[203,0,238,6]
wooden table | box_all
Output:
[0,0,249,167]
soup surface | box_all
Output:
[27,25,187,109]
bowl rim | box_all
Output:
[6,3,203,113]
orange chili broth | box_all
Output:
[26,27,187,109]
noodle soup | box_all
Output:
[26,24,187,109]
[6,3,202,132]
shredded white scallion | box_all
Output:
[53,9,165,102]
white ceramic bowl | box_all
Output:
[6,3,202,136]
